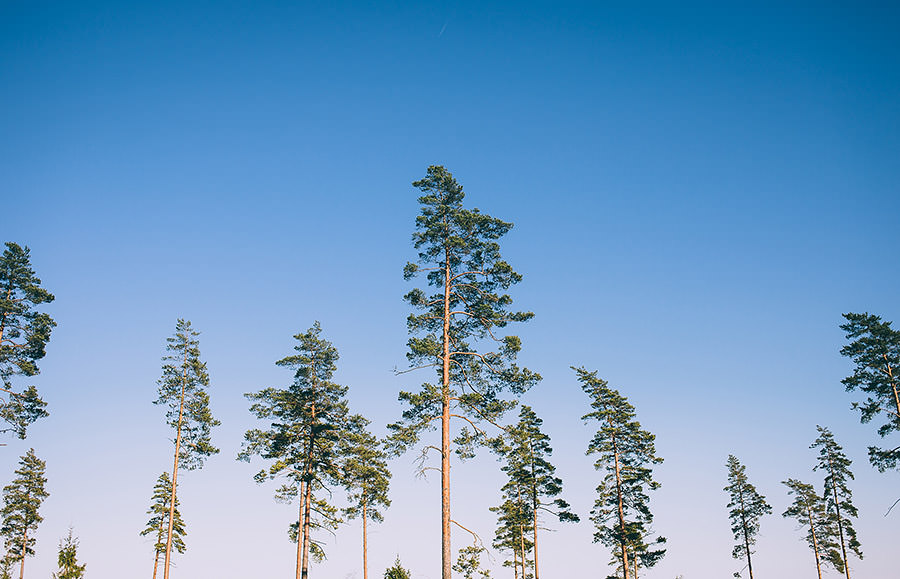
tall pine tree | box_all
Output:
[0,243,53,440]
[839,312,900,471]
[0,448,48,579]
[782,478,843,579]
[154,319,219,579]
[341,414,391,579]
[577,368,664,579]
[141,472,186,579]
[488,405,577,579]
[388,165,539,579]
[724,455,771,579]
[239,322,352,579]
[811,426,862,579]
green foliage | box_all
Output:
[724,455,771,572]
[155,319,220,469]
[388,165,540,456]
[341,414,391,524]
[839,312,900,471]
[488,405,577,574]
[782,478,843,573]
[453,545,491,579]
[811,426,863,566]
[384,557,412,579]
[51,527,86,579]
[140,472,186,558]
[0,242,53,439]
[0,449,49,569]
[577,367,665,577]
[239,322,351,559]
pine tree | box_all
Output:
[388,165,540,579]
[811,427,862,579]
[577,368,664,579]
[488,405,577,579]
[0,243,53,440]
[724,455,771,579]
[0,448,49,579]
[140,472,186,579]
[154,319,219,579]
[341,414,391,579]
[453,545,492,579]
[782,478,843,579]
[489,482,533,579]
[51,528,86,579]
[839,312,900,471]
[239,322,351,579]
[384,558,412,579]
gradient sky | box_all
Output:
[2,1,898,578]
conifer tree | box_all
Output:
[488,405,577,579]
[782,478,842,579]
[0,448,48,579]
[724,455,771,579]
[453,545,492,579]
[239,322,351,579]
[384,558,412,579]
[154,319,219,579]
[811,427,862,579]
[490,482,533,579]
[51,528,86,579]
[577,368,664,579]
[141,472,186,579]
[341,414,391,579]
[0,242,53,440]
[839,312,900,471]
[388,165,540,579]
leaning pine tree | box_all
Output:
[576,368,665,579]
[239,323,352,579]
[141,472,186,579]
[782,478,843,579]
[811,426,862,579]
[0,242,53,440]
[724,455,771,579]
[839,312,900,471]
[154,319,219,579]
[388,165,540,579]
[0,448,48,579]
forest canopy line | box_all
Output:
[1,166,896,579]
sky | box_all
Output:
[2,0,899,577]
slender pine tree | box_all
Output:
[341,414,391,579]
[0,243,53,440]
[782,478,843,579]
[453,545,492,579]
[811,427,862,579]
[839,312,900,471]
[51,528,86,579]
[0,448,48,579]
[388,165,540,579]
[577,368,664,579]
[239,322,351,579]
[724,455,771,579]
[141,472,186,579]
[154,319,219,579]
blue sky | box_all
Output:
[2,1,898,578]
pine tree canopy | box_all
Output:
[724,455,771,575]
[51,528,86,579]
[141,472,187,557]
[782,478,844,573]
[811,426,863,568]
[0,448,49,568]
[0,242,53,439]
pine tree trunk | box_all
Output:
[519,523,527,579]
[441,247,452,579]
[827,458,851,579]
[883,356,899,418]
[738,489,754,579]
[18,523,26,579]
[633,554,638,579]
[295,485,305,579]
[152,549,160,579]
[807,504,822,579]
[363,496,369,579]
[301,472,313,579]
[611,435,629,579]
[301,374,318,579]
[163,362,187,579]
[530,445,539,579]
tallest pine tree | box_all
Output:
[388,166,540,579]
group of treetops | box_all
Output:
[1,166,897,579]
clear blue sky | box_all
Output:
[2,1,898,577]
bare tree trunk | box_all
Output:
[519,523,527,579]
[295,484,305,579]
[363,496,369,579]
[301,473,313,579]
[738,489,754,579]
[612,435,629,579]
[530,444,539,579]
[163,361,187,579]
[18,524,26,579]
[807,504,823,579]
[152,549,160,579]
[441,247,452,579]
